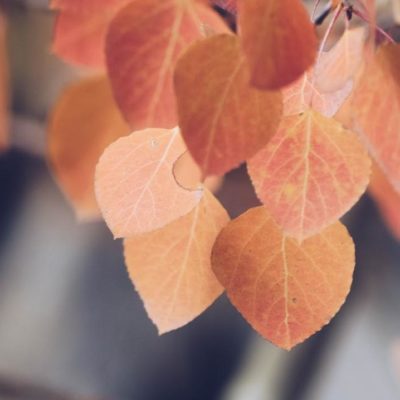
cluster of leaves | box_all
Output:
[48,0,400,350]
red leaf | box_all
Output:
[106,0,228,130]
[238,0,317,90]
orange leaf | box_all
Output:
[369,165,400,241]
[0,11,9,151]
[174,34,282,176]
[238,0,317,90]
[282,69,352,118]
[351,44,400,193]
[51,0,130,68]
[211,206,355,350]
[124,190,229,334]
[315,27,366,93]
[48,76,130,220]
[106,0,228,130]
[95,127,203,238]
[173,150,224,192]
[248,110,371,240]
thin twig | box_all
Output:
[353,8,396,44]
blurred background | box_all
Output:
[1,0,400,399]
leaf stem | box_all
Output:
[308,2,343,109]
[352,8,396,45]
[316,2,344,66]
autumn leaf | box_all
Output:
[48,76,130,220]
[351,44,400,193]
[95,127,203,238]
[211,206,355,350]
[282,69,352,118]
[106,0,228,130]
[174,33,282,176]
[51,0,131,68]
[0,11,9,151]
[369,164,400,241]
[124,190,229,334]
[248,110,371,240]
[314,27,366,93]
[282,28,364,118]
[173,150,224,193]
[238,0,317,90]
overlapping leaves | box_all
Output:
[48,76,130,220]
[174,33,282,176]
[48,0,400,349]
[125,190,229,333]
